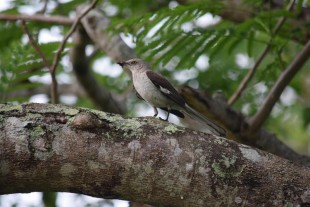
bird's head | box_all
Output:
[117,58,148,72]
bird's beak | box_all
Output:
[117,61,125,67]
[117,61,131,76]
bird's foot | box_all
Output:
[153,107,158,117]
[159,117,168,122]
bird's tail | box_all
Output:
[183,104,226,136]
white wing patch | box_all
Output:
[159,86,171,95]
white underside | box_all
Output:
[132,71,176,109]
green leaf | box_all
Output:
[159,35,196,66]
[175,36,206,69]
[0,23,23,51]
[247,30,255,57]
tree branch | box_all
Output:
[67,5,136,114]
[69,24,127,114]
[50,0,98,74]
[228,0,296,106]
[18,8,91,104]
[74,6,310,166]
[77,7,136,62]
[180,86,310,167]
[1,103,310,207]
[247,39,310,134]
[20,20,50,68]
[1,3,126,113]
[228,45,270,106]
[47,0,98,104]
[19,20,59,104]
[0,14,73,25]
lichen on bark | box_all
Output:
[1,103,310,207]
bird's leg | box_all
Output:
[165,111,170,121]
[153,107,158,117]
[159,109,170,121]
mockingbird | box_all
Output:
[118,58,226,136]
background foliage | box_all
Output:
[0,0,309,206]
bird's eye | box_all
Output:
[130,61,137,65]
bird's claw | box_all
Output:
[159,117,168,121]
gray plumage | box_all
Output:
[118,58,226,136]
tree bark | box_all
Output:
[73,6,310,167]
[180,86,310,167]
[1,103,310,207]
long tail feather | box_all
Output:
[184,104,226,136]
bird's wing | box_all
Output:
[146,70,185,108]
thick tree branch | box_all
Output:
[74,7,310,165]
[77,7,136,62]
[1,103,310,207]
[247,39,310,134]
[180,86,310,167]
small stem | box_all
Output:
[228,46,270,106]
[247,39,310,133]
[50,72,58,104]
[228,0,296,106]
[20,20,58,104]
[39,0,49,14]
[0,14,73,25]
[49,0,99,74]
[9,2,98,105]
[20,20,59,104]
[48,0,98,104]
[20,20,50,68]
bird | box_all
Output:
[117,58,226,136]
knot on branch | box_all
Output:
[70,111,101,129]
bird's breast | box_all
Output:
[133,72,170,107]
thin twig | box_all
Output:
[19,1,98,104]
[247,39,310,134]
[228,45,270,106]
[49,0,99,74]
[39,0,49,14]
[228,0,296,106]
[20,20,59,103]
[47,0,98,103]
[0,14,73,25]
[20,20,50,68]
